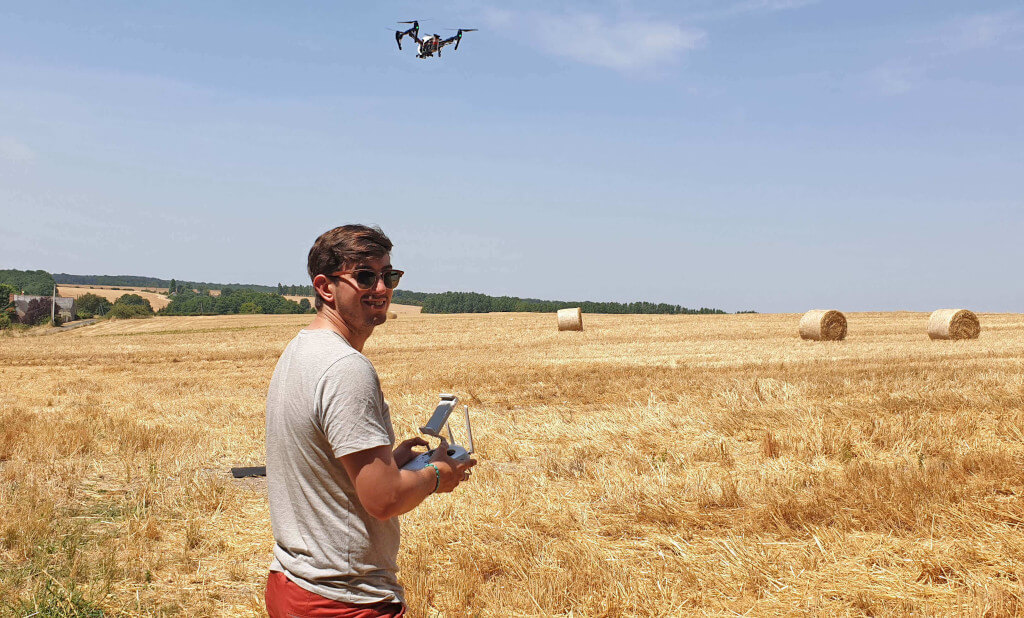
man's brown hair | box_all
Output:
[307,225,393,310]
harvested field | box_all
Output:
[388,302,422,315]
[1,311,1022,616]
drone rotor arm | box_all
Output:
[444,28,476,51]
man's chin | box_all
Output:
[366,307,389,326]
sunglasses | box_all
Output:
[329,269,404,290]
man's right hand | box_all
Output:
[429,438,477,493]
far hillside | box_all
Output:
[54,274,311,296]
[54,273,734,315]
[58,286,172,311]
[393,290,726,315]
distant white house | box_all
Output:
[9,294,77,322]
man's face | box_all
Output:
[331,254,393,329]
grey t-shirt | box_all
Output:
[266,329,403,605]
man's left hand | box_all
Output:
[392,436,429,468]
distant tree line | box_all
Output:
[391,290,436,306]
[0,269,56,296]
[53,273,310,295]
[161,287,312,315]
[405,291,726,315]
[53,273,178,288]
[44,272,739,316]
[276,283,314,296]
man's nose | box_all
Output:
[372,275,389,293]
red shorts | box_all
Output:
[265,571,406,618]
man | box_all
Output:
[265,224,475,617]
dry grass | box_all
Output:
[1,311,1022,616]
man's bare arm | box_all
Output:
[340,442,475,521]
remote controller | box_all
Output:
[401,443,472,471]
[400,394,474,471]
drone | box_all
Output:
[394,21,477,58]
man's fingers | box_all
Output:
[429,442,457,465]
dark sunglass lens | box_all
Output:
[383,271,403,289]
[354,270,378,289]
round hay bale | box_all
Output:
[799,309,847,341]
[928,309,979,340]
[386,311,397,320]
[557,307,583,332]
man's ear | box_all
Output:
[312,274,335,307]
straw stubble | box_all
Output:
[3,311,1023,616]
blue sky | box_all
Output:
[1,1,1021,312]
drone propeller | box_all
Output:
[394,20,424,51]
[446,28,477,50]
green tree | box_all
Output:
[0,283,14,312]
[0,284,14,329]
[107,303,154,319]
[299,298,311,312]
[169,279,177,295]
[114,294,154,314]
[76,293,112,318]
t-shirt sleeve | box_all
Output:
[317,355,393,459]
